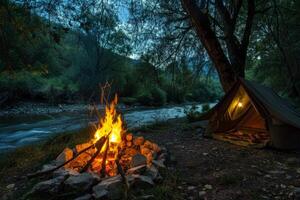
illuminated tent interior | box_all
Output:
[203,78,300,149]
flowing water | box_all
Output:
[0,103,215,152]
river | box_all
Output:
[0,103,215,152]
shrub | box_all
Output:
[120,97,138,105]
[137,91,153,106]
[202,103,211,113]
[150,87,167,106]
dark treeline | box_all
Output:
[0,0,299,107]
[0,0,221,106]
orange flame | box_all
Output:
[93,95,124,160]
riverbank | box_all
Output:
[1,118,300,200]
[0,103,214,152]
[0,101,211,117]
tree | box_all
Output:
[128,0,272,92]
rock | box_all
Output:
[204,184,213,190]
[75,142,92,153]
[126,133,133,141]
[198,191,206,198]
[130,154,147,167]
[202,153,208,156]
[140,146,151,155]
[158,153,167,160]
[64,172,98,193]
[187,186,196,190]
[145,165,159,181]
[127,164,147,174]
[56,148,73,166]
[145,152,153,165]
[127,174,154,188]
[264,174,272,178]
[143,140,153,149]
[92,175,123,200]
[29,176,65,196]
[152,143,161,152]
[125,148,138,156]
[268,170,285,175]
[6,184,15,190]
[53,168,79,178]
[74,194,93,200]
[136,195,155,199]
[152,159,166,168]
[93,189,108,200]
[133,136,145,146]
[280,184,286,189]
[41,163,57,172]
[296,168,300,174]
[127,141,132,147]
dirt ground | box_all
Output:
[135,118,300,200]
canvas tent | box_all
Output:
[204,78,300,149]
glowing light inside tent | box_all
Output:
[237,102,243,108]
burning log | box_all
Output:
[100,138,110,177]
[28,136,108,178]
[80,134,111,173]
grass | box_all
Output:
[0,126,94,199]
[129,168,184,200]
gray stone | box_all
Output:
[93,189,108,200]
[198,191,206,198]
[74,194,93,200]
[144,165,159,181]
[41,163,57,172]
[152,160,166,168]
[93,175,124,200]
[136,195,155,199]
[29,176,65,196]
[53,168,79,178]
[187,186,196,190]
[127,174,154,188]
[204,184,213,190]
[64,172,98,193]
[6,184,15,190]
[127,164,147,174]
[268,170,285,175]
[130,154,147,168]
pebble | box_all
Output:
[202,153,208,156]
[204,184,213,190]
[187,186,196,190]
[268,170,285,175]
[264,174,272,178]
[198,191,206,197]
[6,184,15,190]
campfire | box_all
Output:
[28,94,167,199]
[57,95,161,177]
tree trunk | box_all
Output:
[181,0,237,92]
